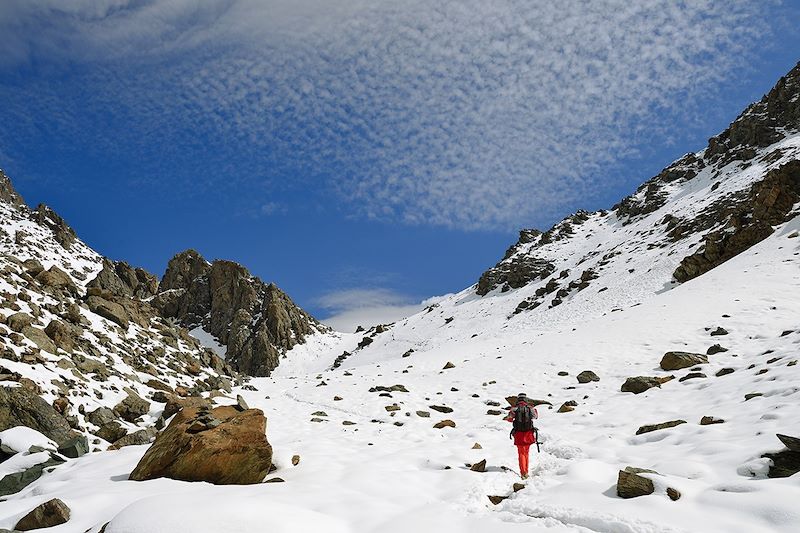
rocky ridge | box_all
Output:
[477,61,800,300]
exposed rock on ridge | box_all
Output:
[154,250,326,376]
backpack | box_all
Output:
[513,403,534,433]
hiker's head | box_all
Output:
[517,393,527,404]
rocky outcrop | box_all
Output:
[153,250,325,376]
[0,386,76,445]
[674,160,800,283]
[30,204,77,250]
[0,169,26,208]
[87,259,159,299]
[129,403,272,484]
[706,61,800,165]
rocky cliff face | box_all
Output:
[477,61,800,299]
[153,250,326,377]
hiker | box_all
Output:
[506,392,538,479]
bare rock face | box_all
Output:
[0,169,26,208]
[129,404,272,485]
[674,160,800,283]
[0,386,76,445]
[87,259,159,299]
[153,250,324,376]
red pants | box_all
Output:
[517,444,531,476]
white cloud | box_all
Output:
[0,1,782,229]
[315,288,442,333]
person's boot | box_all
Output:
[521,473,529,480]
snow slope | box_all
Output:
[2,202,797,533]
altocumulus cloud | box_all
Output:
[0,0,777,229]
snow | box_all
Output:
[0,427,56,454]
[0,135,799,531]
[189,326,227,357]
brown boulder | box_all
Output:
[617,467,656,498]
[660,351,708,371]
[14,498,71,531]
[44,319,75,353]
[130,405,272,484]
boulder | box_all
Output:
[22,258,44,276]
[95,422,127,443]
[777,434,800,452]
[86,296,129,328]
[0,454,64,497]
[86,407,117,427]
[700,416,725,425]
[617,467,656,498]
[14,498,71,531]
[707,344,728,355]
[710,327,729,336]
[636,420,686,435]
[7,313,34,333]
[576,370,600,383]
[660,351,708,371]
[109,428,157,450]
[113,394,150,423]
[430,405,453,414]
[433,420,456,429]
[57,435,89,458]
[44,320,74,353]
[487,495,508,505]
[21,326,57,354]
[35,266,78,296]
[667,487,681,501]
[129,405,272,485]
[715,368,735,377]
[470,459,487,472]
[0,386,76,445]
[621,376,662,394]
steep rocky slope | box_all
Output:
[153,249,328,376]
[0,172,328,461]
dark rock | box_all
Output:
[777,434,800,453]
[95,422,127,443]
[416,411,430,418]
[35,266,78,296]
[667,487,681,501]
[621,376,662,394]
[130,404,272,484]
[636,420,686,435]
[715,368,735,377]
[0,386,76,445]
[617,467,656,498]
[706,344,728,355]
[679,372,707,382]
[744,393,764,401]
[487,495,508,505]
[0,454,64,497]
[660,351,708,371]
[7,313,34,333]
[109,428,157,450]
[576,370,599,383]
[113,394,150,423]
[86,296,130,328]
[235,395,249,411]
[674,160,800,282]
[57,435,88,458]
[86,407,117,427]
[764,450,800,478]
[700,416,725,425]
[433,420,456,429]
[430,405,453,414]
[44,320,75,353]
[14,498,71,531]
[442,362,455,370]
[470,459,486,472]
[512,483,525,492]
[710,327,729,336]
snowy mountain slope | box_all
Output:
[3,205,796,533]
[1,62,799,533]
[299,63,800,373]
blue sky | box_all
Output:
[1,1,799,330]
